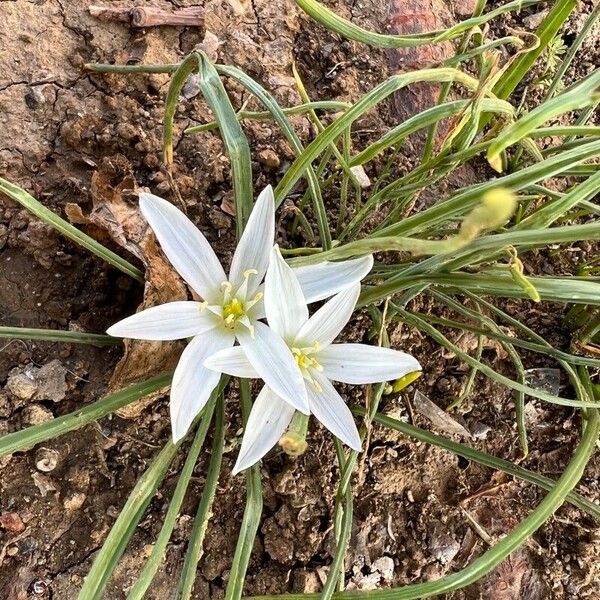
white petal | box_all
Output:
[170,328,234,442]
[229,185,275,293]
[140,193,226,302]
[293,255,374,303]
[265,245,308,340]
[295,284,360,348]
[319,344,422,384]
[306,371,361,451]
[233,386,295,474]
[107,302,214,341]
[204,345,260,378]
[238,321,309,413]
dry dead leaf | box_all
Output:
[66,156,188,417]
[412,390,472,439]
[443,330,508,360]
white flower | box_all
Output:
[205,246,422,473]
[107,187,373,441]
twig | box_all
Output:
[89,6,204,28]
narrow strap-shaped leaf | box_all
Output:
[224,379,263,600]
[294,0,540,48]
[0,177,143,282]
[177,394,226,599]
[0,326,120,345]
[126,389,225,600]
[0,373,173,458]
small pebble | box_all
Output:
[0,512,25,533]
[258,148,280,169]
[63,492,86,511]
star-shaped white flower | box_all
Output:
[107,187,373,441]
[205,246,422,473]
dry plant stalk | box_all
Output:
[89,5,204,28]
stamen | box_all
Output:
[292,347,322,372]
[244,291,263,312]
[238,315,255,338]
[221,281,232,304]
[235,268,259,301]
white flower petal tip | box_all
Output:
[232,387,294,474]
[229,185,275,291]
[106,301,215,341]
[293,255,374,303]
[203,346,260,378]
[169,330,234,441]
[295,284,360,348]
[319,344,422,385]
[306,372,362,451]
[264,245,308,340]
[138,191,226,302]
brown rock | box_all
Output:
[0,512,25,533]
[258,148,281,169]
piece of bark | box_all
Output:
[89,6,204,28]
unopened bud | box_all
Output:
[391,370,422,393]
[279,431,308,456]
[460,188,517,239]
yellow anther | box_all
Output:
[243,268,258,279]
[292,347,322,372]
[223,298,245,322]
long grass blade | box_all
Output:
[0,373,172,458]
[0,326,119,346]
[375,138,600,238]
[216,64,332,248]
[0,177,143,282]
[492,0,578,101]
[225,379,263,600]
[177,395,226,599]
[487,70,600,166]
[197,55,254,236]
[274,68,482,203]
[294,0,540,48]
[184,101,350,134]
[78,441,181,600]
[545,2,600,98]
[126,391,224,600]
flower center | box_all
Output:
[222,297,245,328]
[292,347,322,371]
[199,270,263,336]
[292,342,323,389]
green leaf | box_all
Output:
[0,373,172,458]
[0,177,143,282]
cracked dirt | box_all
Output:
[0,0,599,599]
